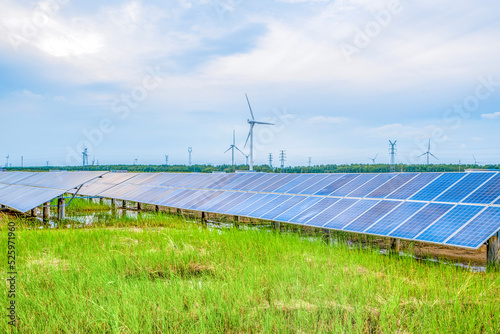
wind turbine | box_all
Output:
[5,154,9,168]
[419,139,438,165]
[472,155,482,165]
[244,94,274,171]
[370,153,378,164]
[224,130,245,166]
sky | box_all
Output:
[1,0,500,167]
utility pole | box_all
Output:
[279,150,286,169]
[308,157,312,167]
[188,147,192,166]
[389,140,397,173]
[268,153,273,168]
[46,161,49,167]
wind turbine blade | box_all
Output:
[244,127,252,147]
[233,129,235,145]
[428,138,431,151]
[430,153,439,160]
[235,146,246,156]
[224,147,232,153]
[253,121,274,125]
[245,93,255,120]
[418,153,427,158]
[375,153,378,159]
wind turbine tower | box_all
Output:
[82,148,88,168]
[244,94,274,171]
[388,141,397,172]
[188,147,193,166]
[5,154,9,168]
[224,130,245,166]
[419,139,438,165]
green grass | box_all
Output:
[1,206,499,333]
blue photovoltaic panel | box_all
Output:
[202,191,244,212]
[390,203,452,239]
[166,174,192,187]
[325,200,379,230]
[214,192,254,214]
[461,173,500,204]
[434,173,493,203]
[344,200,402,233]
[178,174,209,188]
[163,190,198,207]
[251,174,290,192]
[236,194,280,216]
[274,174,316,193]
[260,196,307,220]
[306,198,357,227]
[241,174,279,191]
[366,173,417,198]
[410,173,465,201]
[227,173,265,190]
[247,195,295,217]
[347,174,395,198]
[385,173,442,200]
[273,196,323,222]
[300,174,345,195]
[316,174,361,196]
[259,174,301,193]
[445,207,500,248]
[178,191,215,209]
[147,188,186,205]
[325,174,375,196]
[208,173,245,189]
[365,201,427,235]
[187,191,226,210]
[190,174,227,189]
[285,174,329,194]
[224,193,267,215]
[201,192,244,212]
[289,198,339,225]
[158,174,186,187]
[417,205,484,243]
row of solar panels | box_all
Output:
[0,171,106,212]
[74,171,500,249]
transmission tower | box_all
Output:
[165,155,169,166]
[82,148,88,168]
[279,150,286,169]
[188,147,192,166]
[268,153,273,168]
[388,140,397,172]
[308,157,312,167]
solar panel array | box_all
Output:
[0,171,106,212]
[72,171,500,250]
[0,170,499,249]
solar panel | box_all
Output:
[445,207,500,248]
[389,203,452,239]
[365,201,427,235]
[410,173,465,201]
[236,194,280,216]
[260,196,307,220]
[305,198,357,227]
[347,174,394,198]
[187,191,226,211]
[434,173,494,203]
[211,192,251,213]
[343,200,402,232]
[259,174,301,193]
[223,193,266,215]
[284,174,329,194]
[325,200,379,229]
[247,195,295,218]
[300,174,345,195]
[273,174,316,193]
[386,173,442,200]
[366,173,417,198]
[290,198,340,225]
[461,173,500,204]
[324,174,374,196]
[249,174,288,192]
[273,196,323,222]
[416,205,484,243]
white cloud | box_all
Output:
[14,90,44,99]
[481,111,500,119]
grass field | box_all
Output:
[1,201,499,333]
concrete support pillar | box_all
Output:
[322,228,331,244]
[43,202,50,222]
[201,212,207,226]
[137,202,142,210]
[272,221,281,231]
[390,238,400,254]
[154,205,160,213]
[122,200,127,210]
[487,234,499,267]
[57,197,65,220]
[100,197,104,205]
[111,199,116,210]
[31,207,38,217]
[233,215,240,229]
[176,208,182,215]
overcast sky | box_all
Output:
[1,0,500,167]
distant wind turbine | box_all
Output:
[472,155,483,165]
[244,94,274,171]
[224,130,246,166]
[370,153,378,164]
[419,139,438,165]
